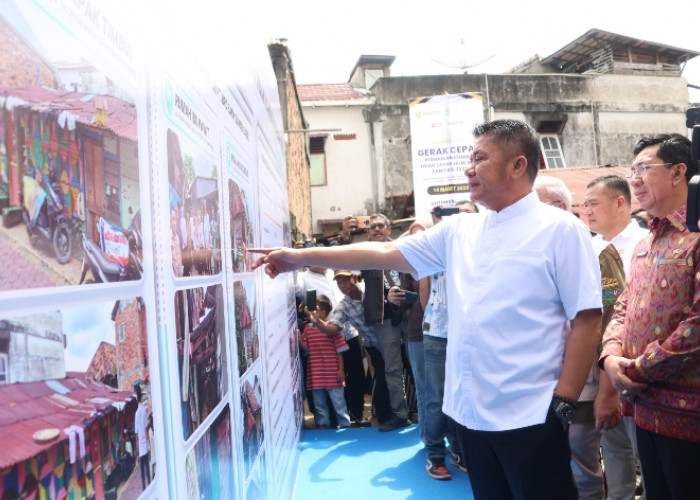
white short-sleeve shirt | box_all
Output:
[395,192,602,431]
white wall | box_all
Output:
[303,104,375,234]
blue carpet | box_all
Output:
[294,424,474,500]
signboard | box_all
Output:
[408,93,484,219]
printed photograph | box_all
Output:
[174,285,228,439]
[228,179,254,273]
[0,298,155,499]
[167,129,222,278]
[234,279,259,377]
[0,3,143,289]
[240,363,264,478]
[184,404,234,500]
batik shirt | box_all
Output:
[601,205,700,442]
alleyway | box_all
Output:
[0,221,82,290]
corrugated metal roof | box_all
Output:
[540,29,700,73]
[0,373,135,468]
[0,86,138,142]
[298,83,368,103]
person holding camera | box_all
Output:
[339,214,410,432]
[251,120,602,499]
[601,133,700,499]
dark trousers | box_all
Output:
[636,425,700,500]
[343,336,366,418]
[140,452,151,490]
[456,407,578,500]
[365,346,391,423]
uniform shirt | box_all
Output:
[302,324,348,390]
[395,192,602,432]
[601,205,700,442]
[594,219,649,278]
[328,292,377,347]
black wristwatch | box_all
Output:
[551,394,578,424]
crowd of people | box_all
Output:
[255,119,699,500]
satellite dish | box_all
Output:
[429,38,496,74]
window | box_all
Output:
[119,322,125,342]
[540,134,566,169]
[309,136,327,186]
[0,354,8,384]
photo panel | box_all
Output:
[0,296,156,499]
[184,404,234,500]
[173,284,228,440]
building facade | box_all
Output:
[300,30,699,233]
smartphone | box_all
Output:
[401,290,418,303]
[353,215,371,229]
[306,289,317,310]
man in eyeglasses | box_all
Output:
[251,119,602,499]
[583,174,648,500]
[601,133,700,499]
[337,213,410,431]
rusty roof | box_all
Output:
[538,165,641,214]
[0,373,135,468]
[298,83,368,103]
[0,86,138,142]
[540,28,700,73]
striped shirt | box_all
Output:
[302,324,348,390]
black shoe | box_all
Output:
[349,413,372,427]
[378,415,409,432]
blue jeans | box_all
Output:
[374,322,408,420]
[407,340,426,443]
[423,335,461,461]
[312,388,351,429]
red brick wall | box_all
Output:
[114,299,148,393]
[0,19,58,88]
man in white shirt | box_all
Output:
[251,119,602,499]
[583,174,649,500]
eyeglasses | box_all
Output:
[368,223,386,230]
[626,162,672,179]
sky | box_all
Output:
[62,301,115,372]
[231,0,700,102]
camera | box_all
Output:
[306,289,317,311]
[431,206,460,218]
[685,107,700,232]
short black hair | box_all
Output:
[473,119,541,183]
[587,174,631,205]
[317,294,333,314]
[633,133,695,182]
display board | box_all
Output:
[0,1,301,499]
[408,93,484,218]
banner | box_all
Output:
[0,1,301,499]
[408,93,484,219]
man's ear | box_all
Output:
[673,163,688,186]
[511,155,528,179]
